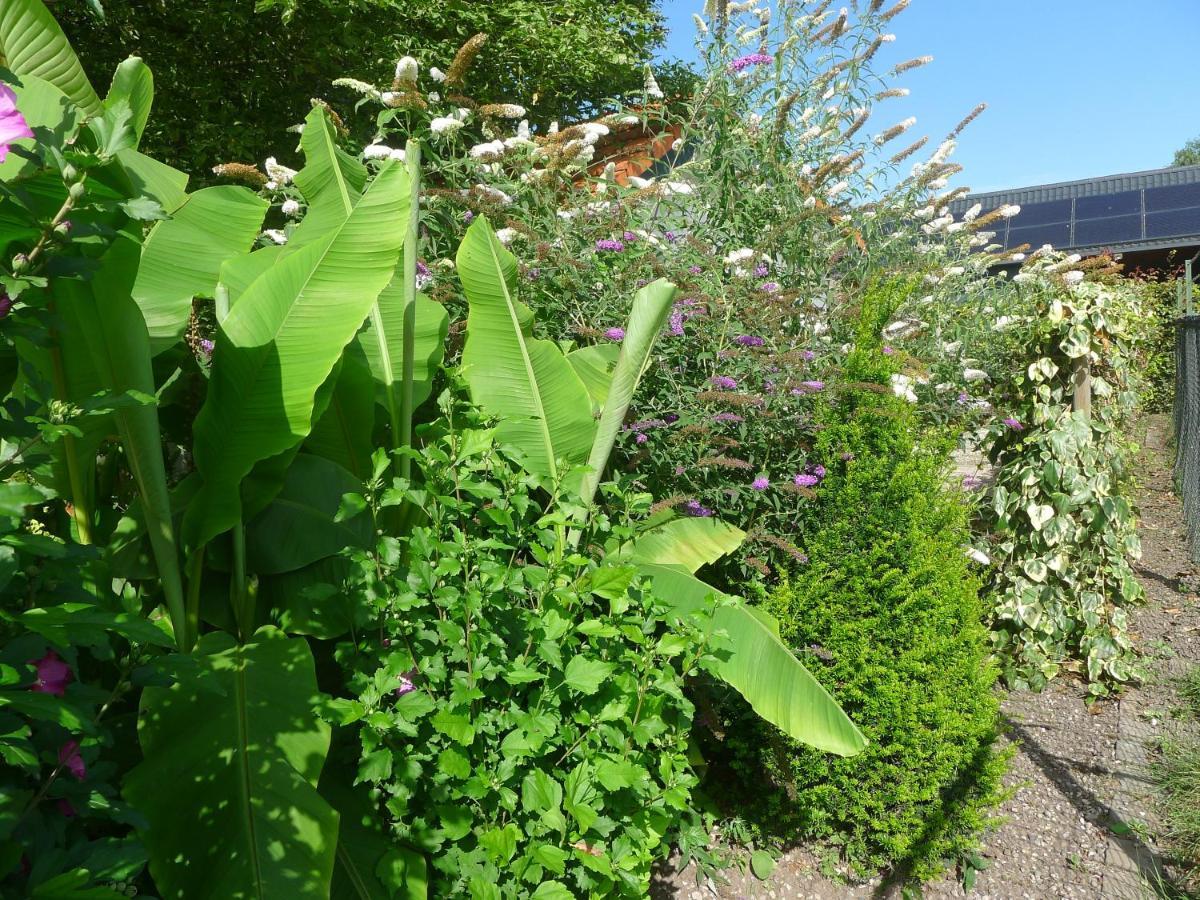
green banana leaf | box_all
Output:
[104,57,153,145]
[289,106,367,248]
[221,245,285,307]
[113,147,189,213]
[124,627,339,898]
[565,344,619,412]
[358,283,448,440]
[457,216,595,482]
[183,160,409,550]
[58,233,186,644]
[621,516,746,572]
[636,562,867,756]
[243,453,373,576]
[0,73,79,180]
[132,186,268,353]
[306,342,376,479]
[0,0,101,116]
[578,279,675,506]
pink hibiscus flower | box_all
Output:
[58,741,86,781]
[0,84,33,164]
[29,650,72,696]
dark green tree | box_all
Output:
[1173,136,1200,167]
[57,0,680,178]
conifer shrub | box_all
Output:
[715,344,1009,884]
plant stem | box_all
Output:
[183,546,206,652]
[398,139,422,481]
[231,521,250,641]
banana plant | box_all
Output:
[456,216,866,756]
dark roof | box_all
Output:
[949,164,1200,256]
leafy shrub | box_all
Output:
[717,349,1008,884]
[337,406,718,897]
[57,0,682,179]
[980,258,1150,694]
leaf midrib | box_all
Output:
[484,233,557,472]
[234,646,266,899]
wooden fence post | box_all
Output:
[1072,355,1091,417]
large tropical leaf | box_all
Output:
[183,161,409,550]
[358,283,448,439]
[622,516,746,572]
[124,627,339,898]
[132,186,268,353]
[243,453,372,576]
[113,147,189,213]
[58,234,186,644]
[578,279,675,505]
[457,217,594,482]
[566,344,619,412]
[306,343,376,479]
[288,106,367,248]
[0,0,101,115]
[636,563,866,756]
[104,57,152,145]
[0,73,79,181]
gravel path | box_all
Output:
[657,415,1199,900]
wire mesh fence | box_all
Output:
[1175,314,1200,562]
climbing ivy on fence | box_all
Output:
[980,255,1152,695]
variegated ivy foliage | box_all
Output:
[978,254,1151,695]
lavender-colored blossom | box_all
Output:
[736,335,765,347]
[811,464,827,478]
[754,263,769,277]
[668,309,685,336]
[793,473,820,488]
[635,432,648,444]
[463,210,475,223]
[759,281,781,294]
[684,499,714,517]
[961,474,984,489]
[595,238,625,252]
[841,451,855,461]
[729,53,774,73]
[882,345,895,355]
[526,267,541,281]
[416,260,431,277]
[711,375,738,389]
[801,350,816,361]
[604,327,625,341]
[664,413,680,423]
[957,391,970,405]
[199,339,215,356]
[792,380,825,394]
[751,476,770,491]
[623,230,638,243]
[687,265,703,275]
[764,379,776,392]
[665,231,678,243]
[712,412,744,424]
[396,671,417,697]
[636,278,649,288]
[1002,417,1023,431]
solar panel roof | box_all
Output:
[949,164,1200,255]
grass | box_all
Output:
[1150,668,1200,893]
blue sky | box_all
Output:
[656,1,1199,193]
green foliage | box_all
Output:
[1138,277,1178,414]
[338,414,717,897]
[981,262,1150,694]
[1173,136,1200,168]
[718,365,1008,884]
[55,0,679,179]
[124,627,339,898]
